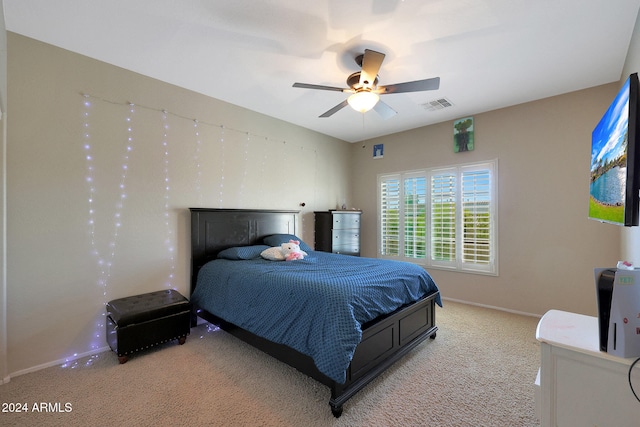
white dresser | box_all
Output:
[536,310,640,426]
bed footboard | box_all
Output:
[193,290,438,418]
[329,291,438,417]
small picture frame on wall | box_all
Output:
[454,117,474,152]
[373,144,384,159]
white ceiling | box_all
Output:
[4,0,640,142]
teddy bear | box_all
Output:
[260,239,308,261]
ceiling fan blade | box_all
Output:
[359,49,385,89]
[319,99,349,118]
[373,100,397,120]
[293,82,348,92]
[378,77,440,94]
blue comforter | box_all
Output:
[191,250,441,383]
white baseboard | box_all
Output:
[6,346,110,381]
[442,296,543,318]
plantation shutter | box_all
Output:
[460,162,496,274]
[430,169,457,267]
[379,175,401,256]
[404,174,427,259]
[377,160,497,275]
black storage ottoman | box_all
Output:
[106,289,191,363]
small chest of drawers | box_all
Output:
[314,210,362,256]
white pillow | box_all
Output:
[260,246,285,261]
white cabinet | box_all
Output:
[536,310,640,427]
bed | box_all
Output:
[189,208,441,417]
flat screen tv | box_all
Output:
[589,73,640,226]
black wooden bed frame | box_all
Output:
[189,208,439,417]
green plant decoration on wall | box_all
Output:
[454,117,474,152]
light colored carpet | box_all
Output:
[0,301,541,426]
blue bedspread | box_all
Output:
[191,250,441,383]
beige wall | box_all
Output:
[351,84,622,317]
[6,33,351,375]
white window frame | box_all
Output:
[377,159,498,276]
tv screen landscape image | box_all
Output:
[589,73,640,226]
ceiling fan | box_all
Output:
[293,49,440,119]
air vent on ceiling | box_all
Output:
[422,98,454,111]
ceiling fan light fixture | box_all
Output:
[347,91,379,113]
[293,49,440,118]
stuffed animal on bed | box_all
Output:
[260,239,308,261]
[282,240,308,261]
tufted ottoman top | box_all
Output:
[107,289,190,327]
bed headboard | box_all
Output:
[189,208,299,296]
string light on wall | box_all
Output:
[193,119,203,206]
[82,97,135,354]
[257,136,269,208]
[239,132,250,206]
[161,110,176,289]
[80,89,322,246]
[78,92,305,152]
[81,94,100,360]
[218,125,225,208]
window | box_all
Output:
[378,160,497,275]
